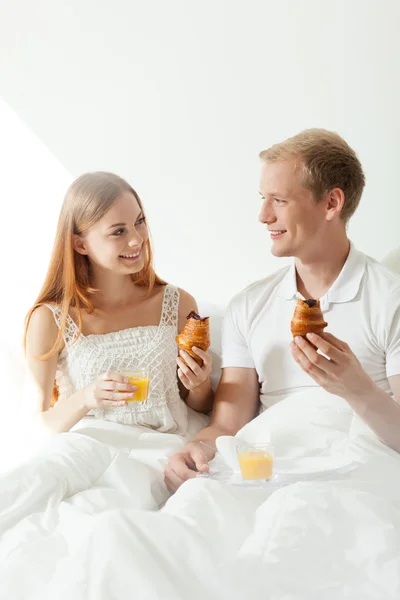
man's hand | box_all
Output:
[165,367,260,492]
[292,331,400,454]
[164,442,212,492]
[290,331,375,399]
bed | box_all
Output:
[1,276,400,599]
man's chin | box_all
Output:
[270,244,290,258]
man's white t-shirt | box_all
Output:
[222,243,400,409]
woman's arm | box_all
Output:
[24,307,141,435]
[24,306,90,434]
[176,289,214,414]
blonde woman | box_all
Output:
[24,172,213,437]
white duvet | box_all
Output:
[1,390,400,600]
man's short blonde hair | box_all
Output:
[259,129,365,222]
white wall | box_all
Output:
[1,0,400,312]
[0,99,72,330]
[0,99,72,452]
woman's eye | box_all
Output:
[136,217,146,227]
[112,229,125,236]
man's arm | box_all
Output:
[292,331,400,453]
[192,366,260,446]
[164,367,259,492]
[347,374,400,452]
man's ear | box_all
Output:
[73,234,88,255]
[325,188,345,221]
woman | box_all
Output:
[24,171,213,437]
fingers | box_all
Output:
[165,468,197,492]
[291,337,328,380]
[294,335,341,369]
[178,351,202,376]
[164,445,210,492]
[164,470,185,492]
[290,331,359,398]
[188,443,210,471]
[176,359,198,390]
[96,372,138,405]
[100,383,137,402]
[305,333,344,363]
[102,381,138,393]
[164,455,198,492]
[169,457,196,481]
[176,348,212,389]
[316,331,350,353]
[176,356,200,390]
[101,371,129,383]
[191,347,212,367]
[177,367,191,390]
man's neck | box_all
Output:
[295,236,350,299]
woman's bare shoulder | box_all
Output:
[26,305,60,356]
[177,288,198,314]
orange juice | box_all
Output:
[238,450,274,480]
[125,375,150,402]
[119,369,150,403]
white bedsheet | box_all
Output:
[1,390,400,599]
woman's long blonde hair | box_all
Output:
[25,172,165,361]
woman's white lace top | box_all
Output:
[47,285,188,434]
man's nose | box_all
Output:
[258,199,276,224]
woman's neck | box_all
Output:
[90,270,143,310]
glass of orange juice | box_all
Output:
[119,368,150,405]
[237,443,274,481]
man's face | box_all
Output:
[258,158,329,260]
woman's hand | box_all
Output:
[177,347,212,390]
[83,371,138,409]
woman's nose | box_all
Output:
[128,232,142,247]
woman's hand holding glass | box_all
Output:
[82,371,138,409]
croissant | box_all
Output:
[176,311,210,366]
[290,298,327,339]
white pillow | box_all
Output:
[381,247,400,275]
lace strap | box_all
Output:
[46,304,80,346]
[159,285,179,329]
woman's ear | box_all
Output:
[325,188,345,221]
[73,234,88,255]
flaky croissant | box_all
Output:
[290,298,327,338]
[176,311,210,366]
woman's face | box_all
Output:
[74,191,149,275]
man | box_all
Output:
[165,128,400,492]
